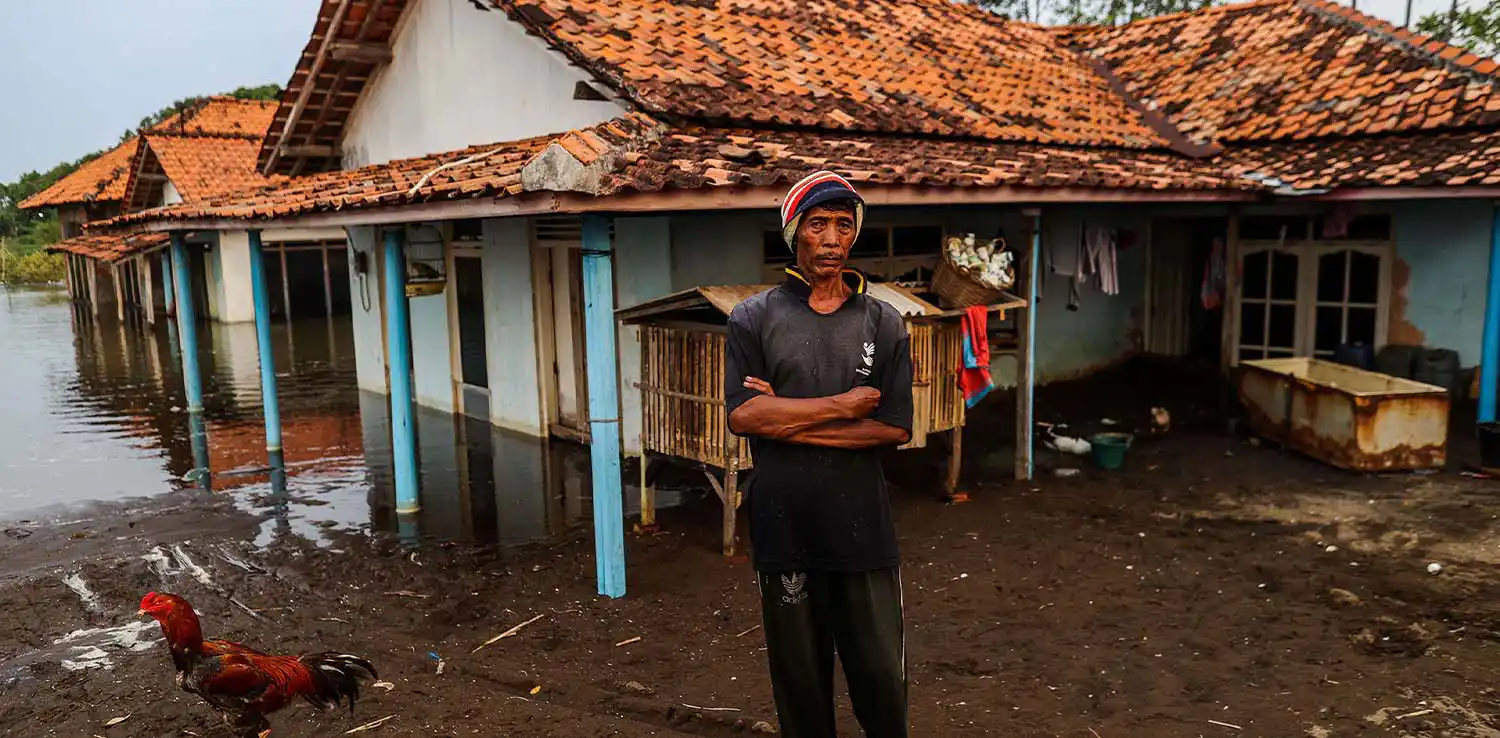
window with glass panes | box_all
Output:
[1231,214,1392,364]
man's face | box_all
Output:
[794,203,858,280]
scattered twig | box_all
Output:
[473,614,547,653]
[384,590,429,599]
[736,625,761,638]
[616,636,642,647]
[1207,719,1243,731]
[683,704,741,712]
[1397,709,1434,720]
[344,714,396,734]
[103,714,131,727]
[319,617,350,624]
[228,598,265,621]
[372,681,395,692]
[1088,728,1102,738]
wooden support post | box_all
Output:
[1015,208,1040,482]
[88,262,100,316]
[946,426,966,502]
[62,253,75,301]
[142,255,156,325]
[637,454,657,532]
[112,264,126,322]
[723,461,740,559]
[1220,209,1241,432]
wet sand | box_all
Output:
[4,415,1500,738]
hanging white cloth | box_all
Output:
[1083,226,1118,296]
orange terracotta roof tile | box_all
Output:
[102,114,661,228]
[122,98,280,212]
[46,232,169,262]
[1221,128,1500,189]
[18,138,140,210]
[146,136,275,201]
[487,0,1168,148]
[1062,0,1500,144]
[96,114,1259,233]
[146,96,278,138]
[610,127,1258,194]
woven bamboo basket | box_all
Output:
[931,252,1004,309]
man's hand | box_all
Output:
[835,386,881,419]
[743,376,776,396]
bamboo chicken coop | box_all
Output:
[616,283,1025,558]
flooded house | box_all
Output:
[82,0,1500,596]
[29,98,353,327]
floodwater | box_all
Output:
[0,285,671,552]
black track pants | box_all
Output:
[756,567,907,738]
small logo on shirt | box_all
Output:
[780,572,808,604]
[855,341,875,377]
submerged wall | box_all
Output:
[481,218,544,436]
[345,227,389,394]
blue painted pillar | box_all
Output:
[160,251,175,318]
[187,412,211,490]
[247,230,283,455]
[170,234,204,415]
[383,228,420,514]
[582,214,626,598]
[1480,207,1500,424]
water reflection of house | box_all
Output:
[205,414,365,491]
[24,99,353,326]
[85,0,1500,592]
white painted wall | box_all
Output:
[215,230,257,323]
[161,180,182,206]
[614,217,673,456]
[410,290,453,412]
[345,227,389,393]
[210,322,265,406]
[341,0,624,168]
[263,226,349,243]
[205,237,223,320]
[481,218,545,436]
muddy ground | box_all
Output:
[4,361,1500,738]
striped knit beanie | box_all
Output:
[780,170,865,250]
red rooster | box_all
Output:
[138,592,378,738]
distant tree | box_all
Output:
[1418,0,1500,57]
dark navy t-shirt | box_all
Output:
[724,267,915,573]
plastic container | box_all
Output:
[1480,423,1500,470]
[1090,432,1133,470]
[1333,342,1374,370]
[1375,344,1420,379]
[1415,348,1460,393]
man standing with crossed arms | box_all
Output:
[724,170,914,738]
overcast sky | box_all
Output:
[0,0,1477,183]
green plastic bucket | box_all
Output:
[1090,432,1133,470]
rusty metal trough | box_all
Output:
[1237,357,1450,472]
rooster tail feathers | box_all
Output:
[298,652,377,712]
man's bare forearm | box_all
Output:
[728,394,852,440]
[779,419,912,449]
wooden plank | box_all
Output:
[278,144,338,159]
[328,40,393,64]
[1222,209,1242,374]
[1016,210,1040,482]
[265,0,355,174]
[946,427,965,502]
